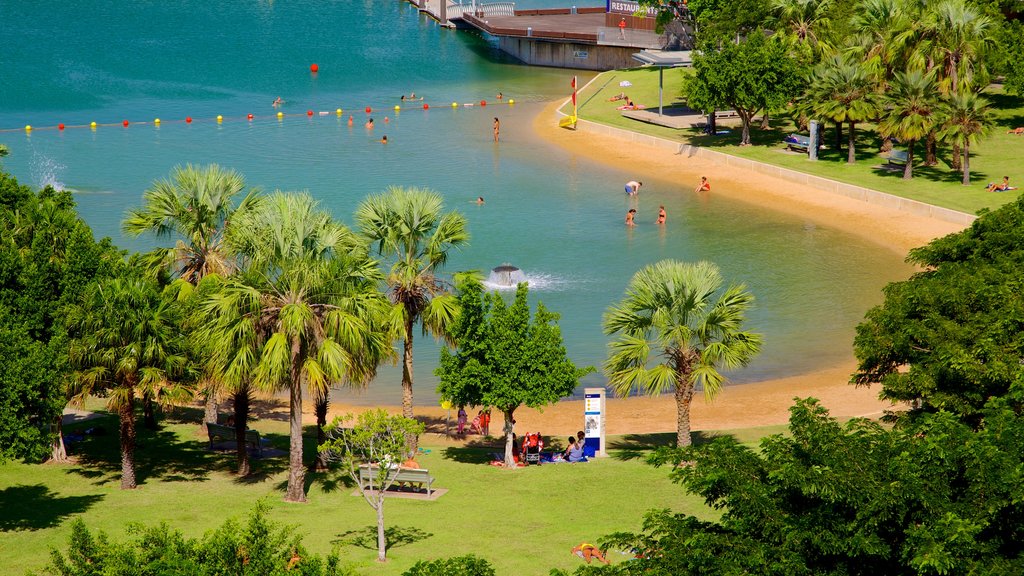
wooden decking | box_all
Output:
[462,12,665,48]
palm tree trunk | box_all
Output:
[847,121,857,164]
[503,408,517,468]
[203,381,219,425]
[285,338,307,503]
[951,142,962,172]
[233,386,251,477]
[143,393,157,430]
[675,379,696,447]
[962,142,970,186]
[925,132,937,166]
[119,394,138,490]
[313,389,329,471]
[834,121,842,151]
[904,140,915,180]
[402,316,418,453]
[50,416,68,463]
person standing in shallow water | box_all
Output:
[656,205,666,225]
[493,117,500,142]
[625,208,637,226]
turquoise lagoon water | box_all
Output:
[0,1,913,405]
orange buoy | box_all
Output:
[186,116,192,123]
[247,113,254,120]
[58,123,65,130]
[310,63,319,73]
[123,120,129,127]
[480,100,487,106]
[307,110,314,116]
[423,103,429,110]
[365,106,372,114]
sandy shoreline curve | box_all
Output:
[257,101,967,439]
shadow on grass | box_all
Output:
[608,431,752,461]
[0,484,104,531]
[333,525,432,550]
[440,445,498,465]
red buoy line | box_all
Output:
[2,98,518,134]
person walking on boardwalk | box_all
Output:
[618,18,627,39]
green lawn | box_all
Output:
[571,68,1024,215]
[1,409,784,575]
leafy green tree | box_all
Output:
[66,273,190,489]
[123,163,260,427]
[879,69,939,179]
[603,260,762,447]
[685,32,804,145]
[555,396,1024,575]
[320,410,425,562]
[671,0,771,44]
[0,173,120,463]
[204,192,389,502]
[1003,21,1024,95]
[437,278,589,467]
[771,0,834,55]
[936,91,992,185]
[355,186,469,432]
[403,555,496,576]
[915,0,994,97]
[854,194,1024,422]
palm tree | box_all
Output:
[771,0,833,55]
[937,92,991,185]
[205,192,390,502]
[355,186,469,430]
[916,0,993,97]
[811,56,880,164]
[67,275,189,489]
[123,164,259,428]
[603,260,762,447]
[879,70,939,180]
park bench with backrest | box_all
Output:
[358,464,435,496]
[206,422,263,456]
[887,149,908,167]
[784,134,811,153]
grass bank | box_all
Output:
[2,408,783,575]
[571,68,1024,216]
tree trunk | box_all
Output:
[233,386,251,477]
[401,316,418,453]
[376,500,387,562]
[951,142,962,172]
[143,393,157,430]
[847,121,857,164]
[962,142,970,186]
[503,408,517,468]
[903,140,915,180]
[50,415,69,462]
[739,113,752,146]
[834,121,842,150]
[285,338,307,503]
[313,389,329,472]
[760,111,769,129]
[119,394,138,489]
[203,380,219,425]
[708,112,717,135]
[675,379,695,447]
[924,131,937,166]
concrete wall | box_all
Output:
[562,112,977,227]
[497,37,638,70]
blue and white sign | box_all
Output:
[583,387,606,457]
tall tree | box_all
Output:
[603,260,762,447]
[879,70,939,180]
[685,32,804,146]
[437,278,589,467]
[66,274,189,489]
[771,0,834,55]
[355,186,469,432]
[123,164,259,427]
[805,55,880,163]
[916,0,994,97]
[205,192,389,502]
[936,91,992,185]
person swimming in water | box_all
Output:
[347,115,354,126]
[272,96,284,107]
[366,118,374,129]
[475,196,484,205]
[656,205,666,225]
[379,135,388,144]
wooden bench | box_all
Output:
[358,464,435,496]
[206,422,263,456]
[887,149,908,167]
[784,134,811,153]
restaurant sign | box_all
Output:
[607,0,660,17]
